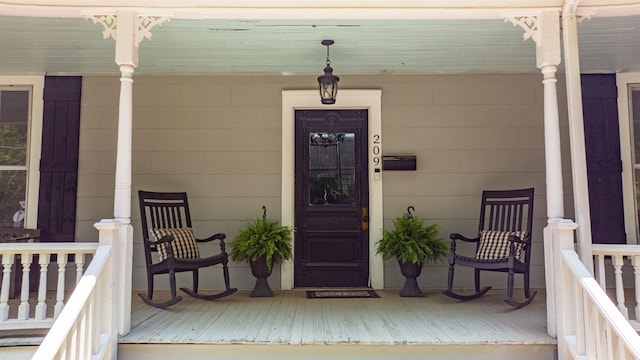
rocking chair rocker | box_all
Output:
[441,188,536,308]
[138,190,237,308]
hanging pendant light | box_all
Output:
[317,40,340,105]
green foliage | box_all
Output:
[0,123,28,226]
[376,214,448,266]
[230,216,294,272]
[0,124,27,166]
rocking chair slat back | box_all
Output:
[480,189,533,234]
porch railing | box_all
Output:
[0,242,98,330]
[592,244,640,331]
[546,221,640,360]
[31,219,129,360]
[18,218,640,359]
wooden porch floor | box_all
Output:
[121,288,554,346]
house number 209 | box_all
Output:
[372,134,381,166]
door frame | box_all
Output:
[616,73,640,244]
[281,90,383,289]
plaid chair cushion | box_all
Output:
[476,230,527,260]
[151,227,200,261]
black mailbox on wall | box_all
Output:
[382,155,417,171]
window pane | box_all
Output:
[0,91,29,166]
[308,132,355,205]
[0,170,27,228]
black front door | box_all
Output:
[294,109,369,287]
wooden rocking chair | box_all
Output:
[441,188,536,308]
[138,190,237,308]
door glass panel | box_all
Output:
[0,90,29,227]
[309,132,355,205]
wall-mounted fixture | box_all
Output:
[317,39,339,105]
[382,155,417,171]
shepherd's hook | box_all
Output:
[407,206,415,219]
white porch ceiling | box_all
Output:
[2,10,640,75]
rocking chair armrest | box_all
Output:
[145,234,175,246]
[196,233,226,243]
[144,235,177,259]
[449,233,479,243]
[507,233,529,244]
[448,233,479,254]
[507,233,530,258]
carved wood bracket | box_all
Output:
[85,13,171,46]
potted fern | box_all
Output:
[230,206,293,297]
[376,206,448,297]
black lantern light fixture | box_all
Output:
[317,39,340,105]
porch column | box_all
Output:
[506,11,564,222]
[114,13,136,337]
[87,11,170,336]
[506,12,564,338]
[562,4,594,272]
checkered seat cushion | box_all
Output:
[151,227,200,261]
[476,230,527,261]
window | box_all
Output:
[0,89,29,227]
[0,76,44,230]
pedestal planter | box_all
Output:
[249,255,275,297]
[399,260,425,297]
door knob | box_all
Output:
[361,207,369,231]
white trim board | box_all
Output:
[616,73,640,244]
[280,90,383,289]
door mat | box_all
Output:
[306,290,379,299]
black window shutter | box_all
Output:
[37,76,81,242]
[582,74,626,244]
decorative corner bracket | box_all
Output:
[86,14,117,40]
[136,16,171,45]
[85,14,171,46]
[504,16,539,44]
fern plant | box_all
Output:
[230,215,293,272]
[376,214,448,266]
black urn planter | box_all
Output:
[398,260,425,297]
[249,255,275,297]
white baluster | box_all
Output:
[55,252,68,318]
[0,253,14,321]
[17,252,32,321]
[596,254,606,289]
[35,253,50,320]
[632,255,640,321]
[75,252,85,285]
[612,254,629,319]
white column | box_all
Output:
[562,7,594,272]
[87,11,170,337]
[113,14,136,339]
[541,64,564,222]
[507,12,565,339]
